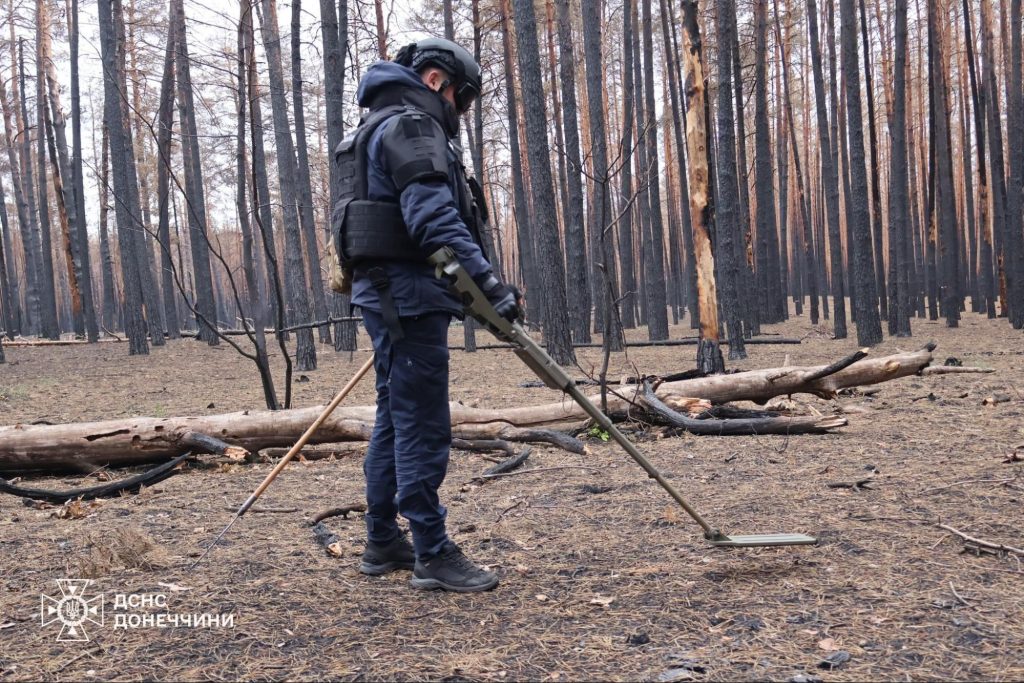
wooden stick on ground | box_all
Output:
[938,523,1024,557]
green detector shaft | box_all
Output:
[429,247,816,549]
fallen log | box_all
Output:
[0,451,193,502]
[640,381,848,435]
[0,346,935,473]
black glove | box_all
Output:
[478,274,522,322]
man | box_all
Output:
[337,38,519,592]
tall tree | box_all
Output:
[680,0,724,373]
[499,0,539,309]
[32,34,60,339]
[639,0,669,340]
[257,0,317,370]
[714,0,747,358]
[839,0,883,345]
[69,0,97,342]
[511,0,575,364]
[0,172,16,336]
[775,2,819,326]
[290,0,331,344]
[0,71,37,335]
[617,0,638,329]
[927,0,961,327]
[155,15,181,338]
[888,0,912,336]
[173,0,218,344]
[964,0,996,318]
[98,0,148,354]
[980,0,1008,319]
[1005,0,1024,327]
[806,0,846,337]
[554,0,591,344]
[321,0,356,351]
[858,0,888,320]
[580,0,623,350]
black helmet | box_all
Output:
[393,37,482,114]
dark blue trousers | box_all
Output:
[361,309,452,559]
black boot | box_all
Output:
[359,534,415,576]
[410,541,499,592]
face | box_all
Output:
[421,67,458,110]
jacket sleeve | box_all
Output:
[398,180,492,281]
[372,116,493,282]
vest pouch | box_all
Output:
[342,200,424,262]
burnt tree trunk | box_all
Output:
[290,0,331,345]
[807,0,847,337]
[155,14,181,339]
[680,0,724,373]
[321,0,357,351]
[97,0,148,354]
[554,0,591,344]
[69,0,97,342]
[172,0,219,344]
[257,0,317,371]
[617,0,638,329]
[888,0,912,336]
[511,0,575,365]
[840,0,883,345]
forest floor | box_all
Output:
[1,304,1023,681]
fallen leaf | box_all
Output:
[326,541,343,557]
[535,594,549,602]
[589,595,615,607]
[817,637,837,651]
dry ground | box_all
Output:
[1,306,1023,681]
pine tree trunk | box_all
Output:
[617,0,638,330]
[511,0,574,365]
[775,6,819,327]
[40,3,86,339]
[499,0,539,310]
[32,33,60,339]
[980,0,1008,320]
[728,0,757,337]
[806,0,847,337]
[257,0,317,371]
[964,0,996,319]
[69,0,98,342]
[155,13,181,339]
[321,0,356,352]
[554,0,591,344]
[858,0,888,321]
[290,0,331,345]
[888,0,912,336]
[1005,0,1024,328]
[638,0,669,340]
[665,4,700,328]
[172,0,218,344]
[680,0,724,373]
[0,72,36,335]
[0,173,17,337]
[244,0,280,330]
[775,37,791,320]
[928,0,961,328]
[839,0,883,345]
[97,0,148,354]
[97,122,119,331]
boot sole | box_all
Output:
[410,575,499,593]
[359,560,415,576]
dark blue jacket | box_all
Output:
[351,61,492,318]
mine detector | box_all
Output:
[428,247,817,549]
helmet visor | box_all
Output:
[454,81,480,115]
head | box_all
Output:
[392,38,482,115]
